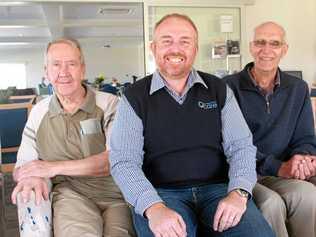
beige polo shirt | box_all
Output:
[17,87,122,200]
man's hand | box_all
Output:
[13,160,57,182]
[278,154,316,180]
[11,177,49,205]
[145,202,187,237]
[213,190,247,232]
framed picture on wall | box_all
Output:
[212,41,227,59]
[227,40,240,55]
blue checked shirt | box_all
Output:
[109,69,257,215]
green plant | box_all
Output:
[94,74,105,88]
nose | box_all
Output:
[169,41,183,52]
[261,43,273,54]
[59,62,69,75]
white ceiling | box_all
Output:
[0,1,144,49]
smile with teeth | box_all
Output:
[260,57,274,61]
[166,56,184,63]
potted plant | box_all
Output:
[94,74,105,89]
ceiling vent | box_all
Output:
[98,7,132,15]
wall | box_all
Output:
[244,0,316,85]
[0,43,145,89]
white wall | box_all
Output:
[0,43,145,89]
[244,0,316,85]
[0,47,45,90]
[83,44,145,84]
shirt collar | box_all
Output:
[49,85,96,117]
[247,66,281,89]
[149,68,208,95]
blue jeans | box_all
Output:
[132,183,275,237]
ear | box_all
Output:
[44,65,50,82]
[150,41,156,55]
[281,43,289,58]
[81,63,86,81]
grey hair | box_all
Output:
[253,21,287,43]
[44,37,85,66]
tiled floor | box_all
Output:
[1,173,19,237]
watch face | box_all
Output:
[236,189,249,198]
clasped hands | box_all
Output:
[278,154,316,180]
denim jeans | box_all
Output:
[132,183,275,237]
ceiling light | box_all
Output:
[98,8,131,15]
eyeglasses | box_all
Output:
[252,39,284,49]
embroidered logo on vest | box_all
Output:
[198,101,218,110]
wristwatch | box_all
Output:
[234,189,249,199]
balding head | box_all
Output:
[253,21,287,43]
[250,21,288,75]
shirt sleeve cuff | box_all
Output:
[135,190,164,216]
[227,177,256,197]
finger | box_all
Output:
[34,188,43,206]
[213,204,224,231]
[171,226,184,237]
[301,160,311,177]
[308,155,316,160]
[223,214,235,231]
[42,181,49,201]
[176,215,187,236]
[299,164,306,180]
[219,210,231,232]
[293,155,305,161]
[11,184,22,204]
[152,231,163,237]
[306,158,316,176]
[294,169,300,179]
[290,161,299,177]
[305,159,315,177]
[231,213,242,227]
[21,184,32,203]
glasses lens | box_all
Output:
[253,39,283,49]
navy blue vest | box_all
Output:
[124,71,228,187]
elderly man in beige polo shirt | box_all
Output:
[11,38,135,237]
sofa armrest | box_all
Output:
[17,179,53,237]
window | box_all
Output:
[0,63,26,89]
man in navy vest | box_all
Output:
[109,14,274,237]
[225,22,316,237]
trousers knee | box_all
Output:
[257,191,286,217]
[284,181,316,211]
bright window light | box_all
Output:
[0,63,26,89]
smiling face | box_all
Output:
[45,42,85,98]
[150,16,198,81]
[250,22,288,74]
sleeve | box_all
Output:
[109,95,163,216]
[15,106,41,168]
[288,83,316,156]
[256,151,282,176]
[221,86,257,195]
[256,82,316,176]
[101,94,119,148]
